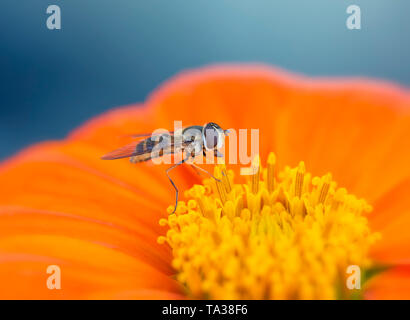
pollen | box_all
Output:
[158,153,380,299]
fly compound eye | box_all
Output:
[203,123,225,150]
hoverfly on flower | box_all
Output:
[101,122,230,213]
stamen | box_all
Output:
[214,167,228,204]
[251,155,260,194]
[220,164,232,193]
[267,152,276,193]
[277,186,290,213]
[295,161,305,198]
[318,173,331,204]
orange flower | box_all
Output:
[0,65,409,299]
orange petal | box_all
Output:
[365,265,410,300]
[0,141,181,298]
[146,65,293,165]
[0,235,182,299]
[370,179,410,264]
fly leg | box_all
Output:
[214,150,224,158]
[190,149,221,182]
[190,164,202,178]
[189,162,221,182]
[166,154,190,214]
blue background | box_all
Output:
[0,0,409,159]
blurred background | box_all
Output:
[0,0,409,159]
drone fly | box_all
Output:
[101,122,230,213]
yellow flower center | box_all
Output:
[158,153,380,299]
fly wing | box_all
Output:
[121,131,175,139]
[101,140,142,160]
[101,133,190,162]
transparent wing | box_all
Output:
[101,132,194,161]
[120,131,175,139]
